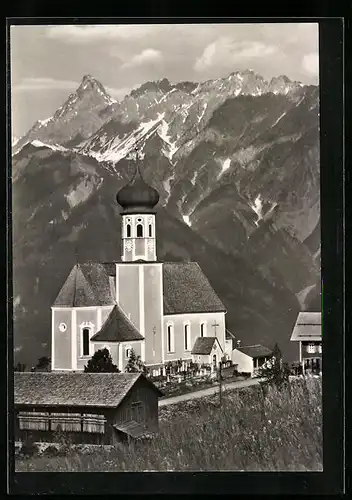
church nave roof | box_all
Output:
[53,261,226,315]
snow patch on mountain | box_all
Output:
[65,177,102,209]
[86,115,165,165]
[31,140,68,152]
[197,102,208,123]
[157,118,178,160]
[163,172,176,204]
[217,158,231,179]
[183,215,192,227]
[272,112,287,127]
[190,170,199,186]
[250,195,264,225]
[38,116,53,126]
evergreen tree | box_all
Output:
[256,343,290,390]
[125,349,147,373]
[84,348,120,373]
[272,343,282,365]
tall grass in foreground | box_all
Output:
[16,377,322,472]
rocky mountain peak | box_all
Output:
[77,74,109,96]
[130,78,173,98]
[270,74,292,84]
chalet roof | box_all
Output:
[14,372,162,408]
[53,261,226,316]
[90,305,144,342]
[163,262,226,315]
[53,263,115,307]
[236,345,273,359]
[290,312,322,342]
[191,337,223,355]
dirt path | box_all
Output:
[159,377,265,406]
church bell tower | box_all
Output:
[116,157,160,262]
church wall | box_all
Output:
[143,264,163,365]
[76,308,98,371]
[134,238,146,258]
[52,308,72,370]
[163,312,226,362]
[118,341,143,371]
[192,353,211,365]
[231,350,254,374]
[101,306,114,325]
[117,265,140,329]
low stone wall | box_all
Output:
[15,440,116,456]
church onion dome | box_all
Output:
[116,162,160,214]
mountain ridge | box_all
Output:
[12,69,321,366]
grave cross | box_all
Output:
[212,321,220,336]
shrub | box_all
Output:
[20,436,39,457]
[125,349,147,373]
[42,444,63,457]
[84,348,120,373]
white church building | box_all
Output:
[51,162,228,374]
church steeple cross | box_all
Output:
[212,321,220,336]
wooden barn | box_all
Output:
[14,372,163,445]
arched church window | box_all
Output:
[137,224,143,238]
[184,323,190,351]
[200,323,206,337]
[149,224,152,237]
[126,224,131,238]
[167,324,174,353]
[82,328,90,356]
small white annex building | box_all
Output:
[231,344,273,377]
[191,337,224,371]
[290,312,322,374]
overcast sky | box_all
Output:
[10,23,319,138]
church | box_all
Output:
[51,162,228,375]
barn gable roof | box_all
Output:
[191,336,223,355]
[236,345,273,359]
[53,263,115,307]
[162,262,226,315]
[290,312,322,342]
[91,305,144,342]
[14,372,162,408]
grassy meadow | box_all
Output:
[15,376,322,472]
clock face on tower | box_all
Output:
[59,322,67,332]
[125,239,134,252]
